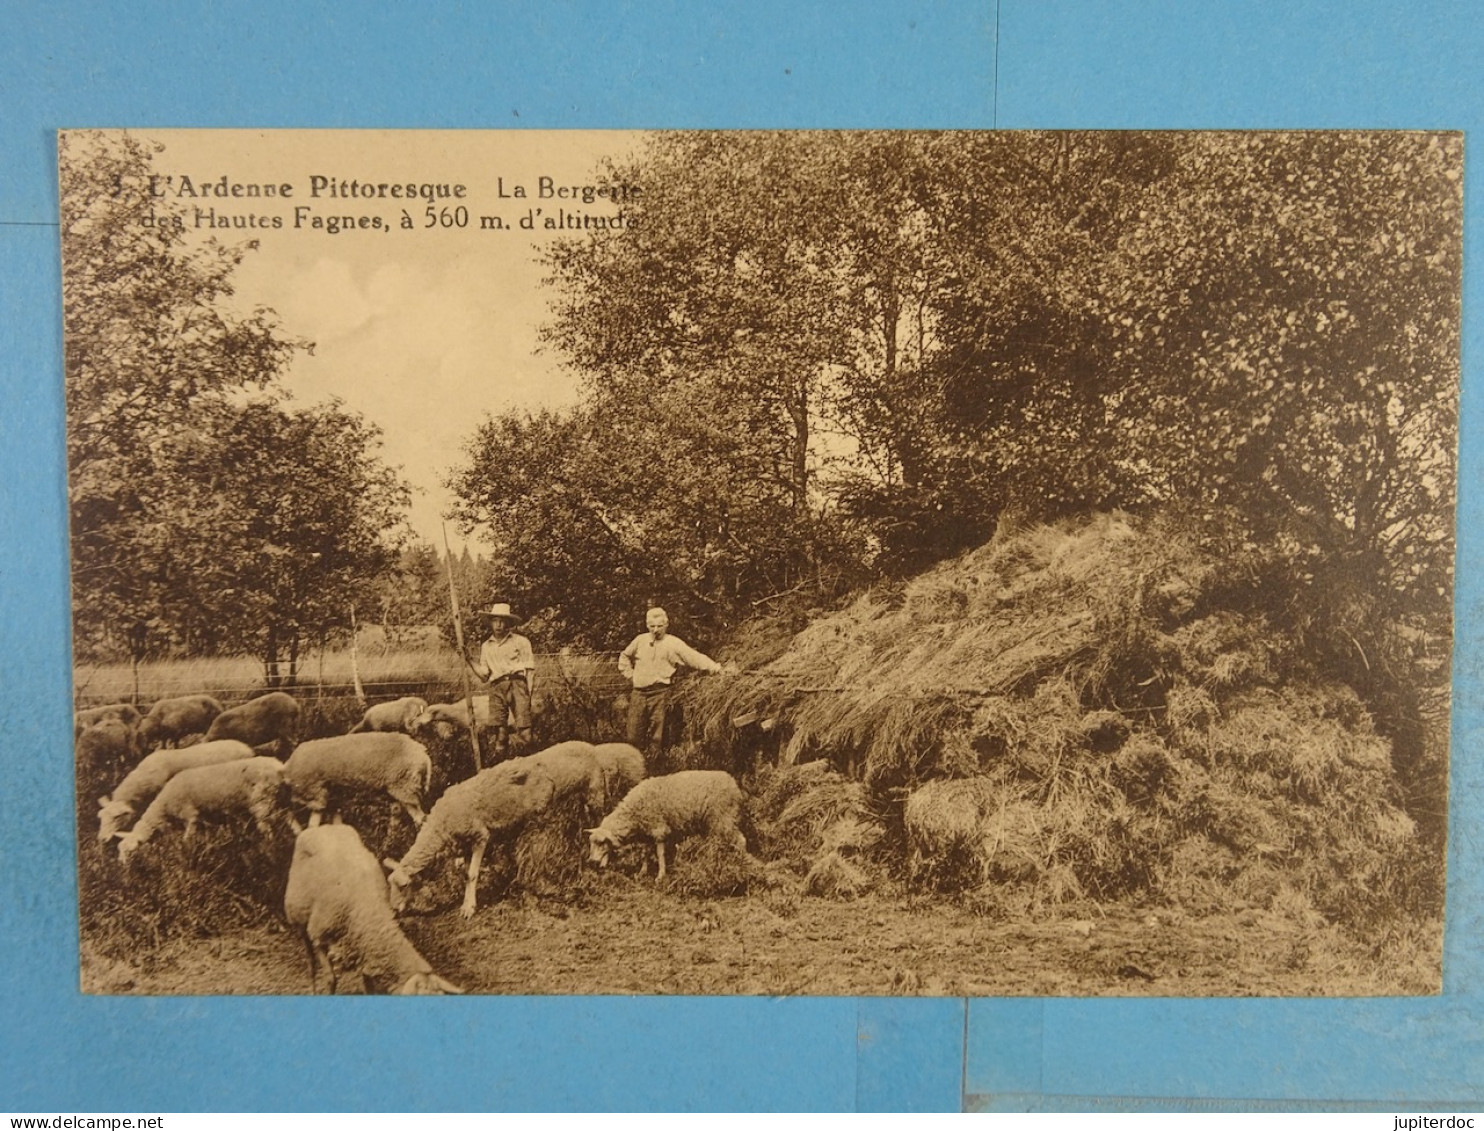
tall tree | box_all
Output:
[468,129,1460,693]
[173,398,412,684]
[61,131,306,664]
[1090,132,1460,626]
[62,132,411,673]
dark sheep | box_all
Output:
[77,717,140,780]
[204,691,300,756]
[136,694,224,749]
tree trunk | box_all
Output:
[128,621,147,706]
[787,375,810,516]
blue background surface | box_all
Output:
[1,0,1479,1112]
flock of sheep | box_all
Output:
[77,691,752,995]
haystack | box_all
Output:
[698,511,1439,933]
[750,762,886,881]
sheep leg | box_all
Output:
[308,810,323,828]
[300,931,326,994]
[655,839,667,880]
[461,831,491,919]
[317,943,337,995]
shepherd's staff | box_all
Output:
[442,523,483,772]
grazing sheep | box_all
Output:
[591,741,646,815]
[75,702,141,738]
[517,739,604,804]
[77,717,140,780]
[349,696,429,735]
[586,770,747,880]
[97,739,258,843]
[116,756,285,863]
[412,701,476,740]
[384,756,559,918]
[136,694,224,749]
[284,823,463,995]
[283,732,432,830]
[413,698,548,742]
[204,691,300,756]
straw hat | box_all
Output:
[485,602,524,625]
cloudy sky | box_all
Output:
[136,129,647,550]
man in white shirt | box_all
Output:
[471,602,535,759]
[617,606,722,768]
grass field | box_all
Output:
[72,641,632,710]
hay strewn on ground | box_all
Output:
[696,512,1442,937]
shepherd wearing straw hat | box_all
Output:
[470,601,535,760]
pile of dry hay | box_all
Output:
[698,512,1437,931]
[748,762,887,899]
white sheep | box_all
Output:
[282,732,432,830]
[97,739,256,843]
[116,756,285,863]
[591,741,646,816]
[412,698,549,740]
[284,823,463,995]
[517,739,604,805]
[412,701,476,740]
[349,696,429,735]
[384,755,561,918]
[586,769,748,880]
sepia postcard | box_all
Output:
[62,128,1460,997]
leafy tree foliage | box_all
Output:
[370,544,453,644]
[62,132,411,676]
[170,398,411,683]
[462,128,1459,753]
[448,383,859,646]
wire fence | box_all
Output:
[73,649,1122,711]
[72,650,640,708]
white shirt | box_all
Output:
[618,633,720,689]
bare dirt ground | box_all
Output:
[80,871,1435,998]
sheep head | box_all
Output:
[400,698,430,730]
[97,797,134,844]
[586,828,618,868]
